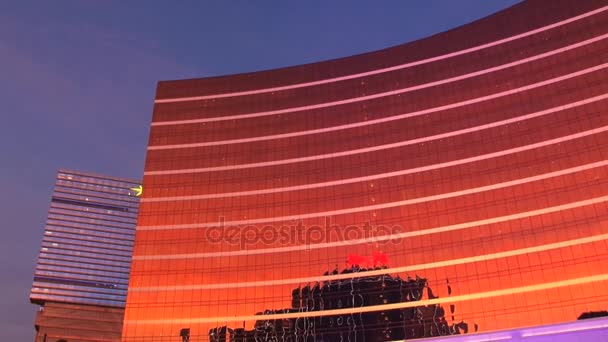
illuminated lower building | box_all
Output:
[124,0,608,340]
[31,169,140,342]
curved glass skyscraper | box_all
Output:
[124,0,608,340]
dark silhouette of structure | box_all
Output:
[180,328,191,342]
[209,265,474,341]
[578,311,608,320]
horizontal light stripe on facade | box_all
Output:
[124,273,608,324]
[145,63,608,175]
[149,33,608,135]
[151,43,607,129]
[143,93,608,202]
[153,6,608,104]
[133,194,608,260]
[138,145,608,231]
[130,232,608,292]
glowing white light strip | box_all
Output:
[153,6,608,105]
[130,233,608,291]
[142,93,608,202]
[149,33,608,133]
[442,337,512,342]
[389,336,513,342]
[138,151,608,231]
[123,273,608,324]
[521,321,608,337]
[144,63,608,175]
[133,194,608,260]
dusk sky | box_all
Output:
[0,1,520,339]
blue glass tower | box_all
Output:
[31,169,140,306]
[30,169,140,342]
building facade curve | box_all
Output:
[124,0,608,340]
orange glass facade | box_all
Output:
[123,0,608,340]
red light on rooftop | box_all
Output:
[347,252,389,267]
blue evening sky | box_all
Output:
[0,1,520,339]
